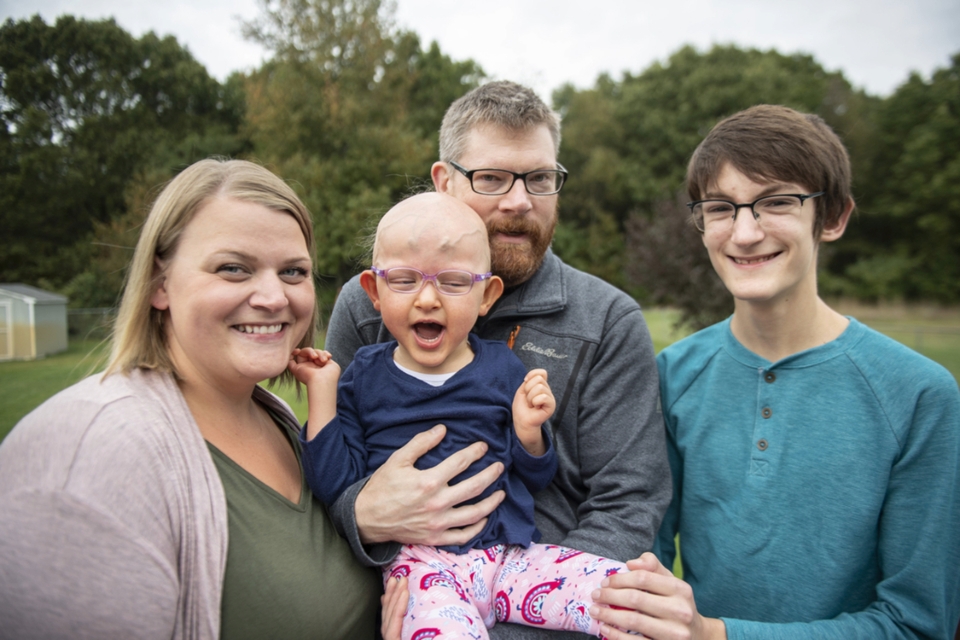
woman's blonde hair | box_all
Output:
[104,158,317,383]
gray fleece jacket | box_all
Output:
[325,249,671,567]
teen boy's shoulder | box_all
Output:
[842,318,960,417]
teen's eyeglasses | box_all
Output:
[686,192,824,233]
[370,266,493,296]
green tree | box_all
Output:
[241,0,483,311]
[551,76,631,291]
[555,45,879,327]
[625,192,732,330]
[0,15,245,300]
[835,53,960,302]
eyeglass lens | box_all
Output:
[692,195,806,231]
[382,268,477,295]
[471,169,564,195]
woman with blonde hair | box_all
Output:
[0,158,397,639]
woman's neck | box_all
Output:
[176,376,265,444]
[178,374,302,502]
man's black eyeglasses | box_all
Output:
[449,161,568,196]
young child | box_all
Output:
[289,192,627,639]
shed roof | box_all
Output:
[0,283,69,305]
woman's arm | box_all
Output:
[0,490,181,638]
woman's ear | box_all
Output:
[359,270,382,311]
[478,276,504,316]
[820,197,855,244]
[149,258,169,311]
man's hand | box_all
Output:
[512,369,555,456]
[354,424,505,546]
[589,552,727,640]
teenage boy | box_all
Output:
[589,105,960,640]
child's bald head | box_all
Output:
[373,192,490,271]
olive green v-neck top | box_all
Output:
[208,416,380,639]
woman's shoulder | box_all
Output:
[0,370,211,639]
[253,384,301,433]
[0,369,204,494]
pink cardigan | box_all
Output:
[0,368,296,639]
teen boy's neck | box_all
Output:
[731,296,849,363]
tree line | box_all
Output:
[2,0,957,328]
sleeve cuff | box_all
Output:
[328,476,401,568]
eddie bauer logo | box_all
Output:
[520,342,568,359]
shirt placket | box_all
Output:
[750,367,778,478]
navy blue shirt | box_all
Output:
[301,334,558,553]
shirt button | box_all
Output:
[764,372,776,383]
[762,407,772,419]
[757,439,768,451]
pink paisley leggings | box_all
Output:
[384,542,626,639]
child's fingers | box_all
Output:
[305,349,333,365]
[524,371,552,395]
[290,347,317,363]
[524,379,555,404]
[290,347,337,367]
[524,368,549,383]
[530,391,556,410]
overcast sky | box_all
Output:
[2,0,958,99]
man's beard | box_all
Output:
[486,214,557,288]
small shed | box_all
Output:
[0,284,69,361]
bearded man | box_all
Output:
[325,80,671,640]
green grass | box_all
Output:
[641,307,693,353]
[644,305,960,379]
[829,299,960,377]
[1,339,110,440]
[3,305,959,444]
[0,341,312,442]
[264,381,310,423]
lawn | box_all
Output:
[2,306,959,443]
[1,339,110,441]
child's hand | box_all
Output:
[288,347,341,386]
[288,348,341,440]
[512,369,555,456]
[380,575,408,640]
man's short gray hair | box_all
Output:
[438,81,561,163]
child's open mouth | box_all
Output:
[414,322,444,343]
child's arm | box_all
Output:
[292,349,371,505]
[288,347,341,440]
[512,368,556,457]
